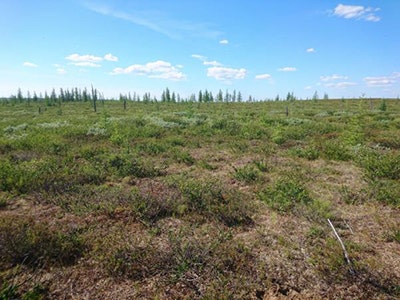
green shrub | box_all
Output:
[176,178,253,226]
[0,158,47,193]
[108,155,162,178]
[291,146,320,160]
[0,216,86,268]
[136,141,166,155]
[356,148,400,180]
[310,237,352,281]
[253,159,270,172]
[0,282,18,300]
[172,150,195,165]
[379,100,387,112]
[369,179,400,207]
[233,164,260,183]
[319,140,351,161]
[258,179,313,213]
[212,118,242,135]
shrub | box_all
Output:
[131,192,181,224]
[291,146,320,160]
[172,150,195,165]
[108,155,162,178]
[105,242,170,280]
[369,179,400,207]
[253,159,270,172]
[175,178,253,226]
[356,147,400,180]
[319,140,351,161]
[339,185,368,205]
[136,141,166,155]
[258,178,313,213]
[379,100,387,112]
[386,227,400,243]
[233,164,260,183]
[168,230,211,279]
[0,216,86,268]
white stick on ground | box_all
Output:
[327,218,355,275]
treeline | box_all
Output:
[2,87,330,105]
[2,87,101,106]
[118,88,247,103]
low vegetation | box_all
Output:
[0,97,399,299]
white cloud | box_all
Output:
[219,39,229,44]
[111,60,186,80]
[85,3,221,40]
[365,14,380,22]
[104,53,118,62]
[23,62,38,68]
[320,74,355,88]
[191,54,206,61]
[320,74,348,82]
[207,66,247,81]
[306,48,315,53]
[191,54,222,66]
[72,62,102,67]
[192,53,245,82]
[304,86,312,90]
[363,74,398,87]
[278,67,297,72]
[66,54,103,62]
[203,60,222,67]
[255,74,272,80]
[66,53,103,67]
[66,53,118,67]
[56,68,67,75]
[333,4,381,22]
[325,82,357,88]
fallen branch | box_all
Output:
[327,218,355,275]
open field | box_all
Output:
[0,99,399,299]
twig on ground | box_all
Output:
[327,218,355,275]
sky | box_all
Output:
[1,0,400,100]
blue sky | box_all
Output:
[1,0,400,100]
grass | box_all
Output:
[0,99,399,298]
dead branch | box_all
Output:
[327,218,355,275]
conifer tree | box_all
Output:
[198,90,203,102]
[50,88,57,104]
[217,89,223,102]
[209,91,214,102]
[165,87,171,102]
[91,85,97,112]
[17,88,23,103]
[161,90,166,102]
[237,91,242,102]
[33,91,38,102]
[312,91,319,101]
[27,90,31,105]
[224,89,230,102]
